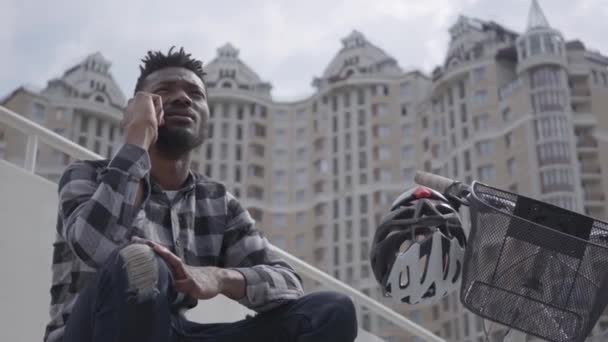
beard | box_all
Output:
[155,124,205,160]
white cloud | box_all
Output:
[0,0,607,99]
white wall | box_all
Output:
[0,159,382,342]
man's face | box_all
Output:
[141,66,209,159]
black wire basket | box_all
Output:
[461,182,608,342]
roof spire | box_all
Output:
[527,0,551,30]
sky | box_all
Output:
[1,0,607,100]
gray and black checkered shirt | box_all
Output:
[44,143,304,342]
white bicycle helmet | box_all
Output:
[370,186,466,306]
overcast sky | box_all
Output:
[1,0,607,100]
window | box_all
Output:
[531,66,561,88]
[357,109,366,126]
[247,186,264,200]
[380,169,392,182]
[274,128,287,143]
[346,244,353,263]
[449,110,455,129]
[345,153,352,171]
[295,190,306,201]
[473,90,487,106]
[474,113,490,131]
[402,168,415,181]
[361,265,370,279]
[80,115,89,132]
[295,234,305,251]
[272,191,287,204]
[357,88,365,105]
[402,146,414,160]
[296,212,306,225]
[592,70,599,85]
[250,144,265,157]
[360,218,369,238]
[401,104,408,116]
[460,103,468,122]
[358,130,367,147]
[447,87,454,106]
[273,148,288,161]
[96,118,103,137]
[333,246,340,266]
[235,145,242,161]
[250,123,266,138]
[236,125,243,140]
[219,164,228,179]
[273,236,287,250]
[247,164,264,177]
[343,92,351,108]
[220,143,228,159]
[221,122,229,137]
[400,81,410,96]
[275,110,288,121]
[109,125,116,141]
[345,133,352,150]
[235,167,241,182]
[296,127,307,140]
[31,102,46,123]
[379,145,391,161]
[478,165,496,182]
[464,150,471,172]
[295,168,307,184]
[476,140,494,156]
[402,124,413,137]
[505,132,512,148]
[375,124,391,139]
[472,67,485,82]
[502,107,512,122]
[372,104,389,117]
[507,158,517,177]
[359,151,367,169]
[315,159,329,173]
[273,214,287,227]
[530,34,542,55]
[458,80,466,99]
[359,195,368,214]
[93,141,101,154]
[296,147,307,160]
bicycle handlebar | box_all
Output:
[414,171,458,193]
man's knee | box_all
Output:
[103,243,169,303]
[307,291,358,338]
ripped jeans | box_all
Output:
[62,244,358,342]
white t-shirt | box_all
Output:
[164,190,179,201]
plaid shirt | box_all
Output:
[44,144,304,342]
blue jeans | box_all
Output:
[63,244,358,342]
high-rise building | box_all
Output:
[0,52,125,182]
[2,1,608,341]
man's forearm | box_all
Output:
[217,268,246,300]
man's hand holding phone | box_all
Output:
[122,92,164,150]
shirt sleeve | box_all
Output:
[220,192,304,312]
[57,143,151,268]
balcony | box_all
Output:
[584,191,606,202]
[498,78,522,101]
[580,163,602,175]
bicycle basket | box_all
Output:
[461,182,608,342]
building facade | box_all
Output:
[2,1,608,341]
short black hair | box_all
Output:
[134,46,206,94]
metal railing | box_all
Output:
[0,105,445,342]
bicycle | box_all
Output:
[412,171,608,342]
